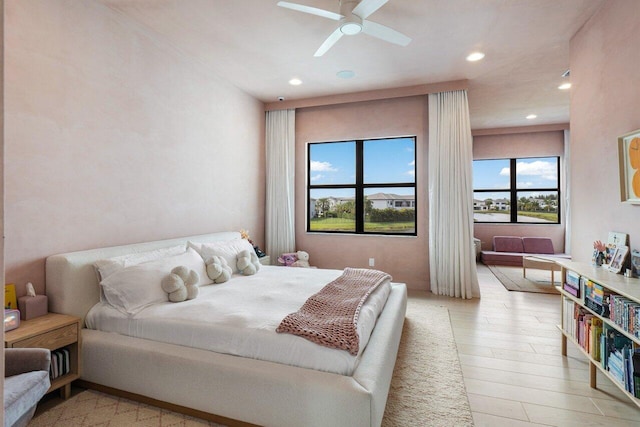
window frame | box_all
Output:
[473,156,561,224]
[307,136,417,236]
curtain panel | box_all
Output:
[428,90,480,299]
[265,109,296,261]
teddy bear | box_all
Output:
[291,250,311,268]
[277,252,297,266]
[161,266,199,302]
[237,249,261,275]
[205,255,232,284]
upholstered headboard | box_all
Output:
[45,231,241,323]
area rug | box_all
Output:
[488,264,560,294]
[382,298,473,427]
[29,299,473,427]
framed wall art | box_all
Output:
[618,128,640,204]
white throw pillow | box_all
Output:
[94,244,187,282]
[188,239,255,274]
[100,248,210,315]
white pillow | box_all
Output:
[188,239,255,274]
[100,248,210,315]
[94,244,187,281]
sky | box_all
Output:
[473,157,559,201]
[309,138,415,199]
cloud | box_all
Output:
[499,167,510,176]
[408,160,415,166]
[311,174,324,182]
[406,170,415,177]
[516,161,557,180]
[517,181,534,188]
[310,160,337,172]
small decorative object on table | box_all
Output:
[240,229,266,258]
[17,282,49,320]
[4,309,20,331]
[592,240,606,267]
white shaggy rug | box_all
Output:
[382,298,473,427]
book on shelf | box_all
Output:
[583,278,610,317]
[49,347,71,380]
[564,270,581,297]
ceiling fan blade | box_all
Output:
[362,20,411,46]
[352,0,388,19]
[277,1,344,21]
[314,27,344,57]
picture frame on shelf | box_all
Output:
[608,245,629,274]
[631,249,640,277]
[617,128,640,204]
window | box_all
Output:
[473,156,560,223]
[307,137,416,235]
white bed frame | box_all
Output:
[45,232,407,427]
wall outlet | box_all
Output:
[369,258,375,267]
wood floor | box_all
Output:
[415,263,640,426]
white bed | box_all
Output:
[45,232,407,427]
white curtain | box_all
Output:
[265,109,296,261]
[563,129,571,254]
[428,90,480,299]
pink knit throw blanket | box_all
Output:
[276,268,391,355]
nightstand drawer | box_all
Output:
[11,324,77,350]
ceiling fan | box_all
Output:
[277,0,412,57]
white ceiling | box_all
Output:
[103,0,604,130]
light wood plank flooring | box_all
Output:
[414,263,640,426]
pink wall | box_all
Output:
[4,1,265,296]
[570,0,640,262]
[295,96,429,290]
[473,131,566,252]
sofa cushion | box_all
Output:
[481,251,525,266]
[522,237,555,254]
[493,236,524,253]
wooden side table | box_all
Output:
[4,312,81,399]
[259,255,271,266]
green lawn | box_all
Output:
[310,218,414,233]
[516,211,558,221]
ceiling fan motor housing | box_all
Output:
[340,0,363,35]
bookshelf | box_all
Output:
[4,313,81,399]
[555,259,640,408]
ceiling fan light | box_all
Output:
[341,22,362,35]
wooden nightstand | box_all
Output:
[259,255,271,266]
[4,312,81,399]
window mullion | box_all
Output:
[355,140,364,233]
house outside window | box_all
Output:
[473,156,560,223]
[307,137,416,235]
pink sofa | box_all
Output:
[480,236,570,266]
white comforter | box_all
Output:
[85,266,391,375]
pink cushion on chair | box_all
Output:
[492,236,524,253]
[522,237,555,254]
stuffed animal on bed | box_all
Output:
[161,266,199,302]
[277,253,297,266]
[237,249,261,275]
[291,250,311,268]
[205,255,232,284]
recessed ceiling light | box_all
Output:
[289,78,302,86]
[526,114,537,120]
[466,52,485,62]
[336,70,355,79]
[558,82,572,90]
